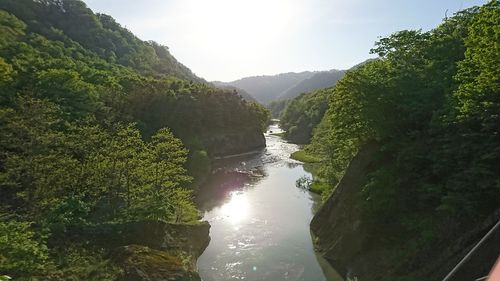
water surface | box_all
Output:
[196,123,342,281]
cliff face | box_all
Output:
[202,129,266,157]
[310,143,500,281]
[57,221,210,281]
[310,142,380,278]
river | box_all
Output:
[196,122,342,281]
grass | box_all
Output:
[309,181,330,195]
[290,149,322,163]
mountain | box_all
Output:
[0,2,272,279]
[214,71,315,104]
[211,83,257,102]
[278,69,345,100]
[0,0,203,82]
[216,69,347,104]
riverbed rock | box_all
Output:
[54,221,210,281]
[113,245,202,281]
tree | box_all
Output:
[0,220,51,278]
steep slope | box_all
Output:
[211,83,257,102]
[215,71,315,104]
[0,0,270,158]
[278,69,345,100]
[274,60,377,141]
[218,69,347,104]
[279,89,331,144]
[0,3,270,279]
[0,0,203,82]
[307,3,500,281]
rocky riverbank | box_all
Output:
[202,129,266,157]
[53,221,210,281]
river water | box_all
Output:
[196,122,342,281]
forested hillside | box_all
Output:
[0,0,201,81]
[304,2,499,280]
[215,71,314,104]
[276,59,377,144]
[278,69,345,100]
[210,83,257,102]
[0,1,269,280]
[279,89,330,144]
[218,69,345,104]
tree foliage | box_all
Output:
[304,2,499,278]
[0,1,269,279]
[280,89,330,144]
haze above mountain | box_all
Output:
[213,69,346,104]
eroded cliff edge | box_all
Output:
[310,142,379,279]
[53,221,210,281]
[310,143,500,281]
[202,129,266,157]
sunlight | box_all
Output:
[172,0,297,66]
[185,0,294,42]
[220,191,250,224]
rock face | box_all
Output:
[113,245,202,281]
[60,221,210,281]
[310,141,380,278]
[202,130,266,157]
[310,142,500,280]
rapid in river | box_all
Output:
[196,121,342,281]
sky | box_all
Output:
[83,0,487,82]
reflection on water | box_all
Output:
[196,123,343,281]
[221,191,250,224]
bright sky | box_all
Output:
[83,0,487,82]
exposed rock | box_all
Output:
[310,141,380,278]
[310,141,500,281]
[56,221,210,281]
[202,130,265,157]
[113,245,202,281]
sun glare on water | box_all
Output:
[221,191,250,225]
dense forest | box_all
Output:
[277,59,374,144]
[1,0,498,280]
[279,89,330,144]
[280,1,499,280]
[0,0,269,279]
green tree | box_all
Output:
[0,221,51,278]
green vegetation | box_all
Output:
[280,89,331,143]
[295,175,328,195]
[278,60,372,144]
[0,1,269,279]
[309,181,329,195]
[290,150,322,163]
[266,99,289,118]
[0,0,200,81]
[303,2,499,279]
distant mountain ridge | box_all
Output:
[215,69,346,104]
[279,69,345,100]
